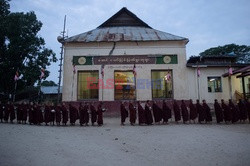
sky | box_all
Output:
[10,0,250,84]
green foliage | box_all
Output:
[0,0,57,95]
[41,80,57,87]
[199,44,250,63]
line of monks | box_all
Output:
[0,99,250,126]
[120,99,250,125]
[0,101,106,126]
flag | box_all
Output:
[197,67,201,77]
[14,71,19,81]
[229,67,233,76]
[165,73,171,82]
[101,64,104,78]
[133,64,136,77]
[73,64,76,74]
[40,68,45,79]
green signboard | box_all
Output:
[156,55,178,64]
[72,56,93,65]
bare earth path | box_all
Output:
[0,118,250,166]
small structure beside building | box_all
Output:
[41,86,62,103]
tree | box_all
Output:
[41,80,57,87]
[199,44,250,63]
[0,0,57,96]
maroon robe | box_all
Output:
[69,105,78,124]
[189,101,197,120]
[173,101,181,122]
[9,104,15,122]
[83,105,89,124]
[229,101,239,123]
[55,106,61,123]
[120,103,128,123]
[16,104,23,122]
[90,104,97,124]
[0,104,4,122]
[214,101,224,123]
[145,104,153,125]
[32,105,39,125]
[238,100,247,121]
[97,104,103,125]
[181,101,189,122]
[4,104,10,122]
[22,104,28,123]
[44,105,51,124]
[152,103,162,123]
[196,102,206,123]
[37,106,44,124]
[79,104,85,125]
[203,103,212,122]
[138,103,146,124]
[129,103,136,124]
[246,100,250,122]
[28,105,34,124]
[162,101,171,122]
[221,102,232,122]
[61,105,68,124]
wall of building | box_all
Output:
[62,41,243,103]
[62,40,189,101]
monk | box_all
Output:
[162,100,171,124]
[9,102,16,123]
[137,101,146,125]
[16,103,22,124]
[37,103,44,125]
[4,101,10,122]
[90,102,97,126]
[152,101,162,124]
[79,102,85,126]
[83,103,89,126]
[97,102,104,126]
[238,99,247,123]
[129,101,136,125]
[145,100,153,125]
[44,103,51,125]
[28,102,34,125]
[181,100,189,124]
[214,99,223,123]
[189,99,197,123]
[22,102,28,124]
[202,100,212,123]
[32,103,39,125]
[120,101,128,125]
[221,99,232,124]
[173,100,181,123]
[55,103,62,126]
[229,99,239,124]
[196,100,205,124]
[69,103,78,125]
[0,101,4,122]
[61,103,68,126]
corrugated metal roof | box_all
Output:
[65,26,188,43]
[41,86,62,94]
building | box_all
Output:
[60,7,250,108]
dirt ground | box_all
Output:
[0,118,250,166]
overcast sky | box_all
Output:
[10,0,250,83]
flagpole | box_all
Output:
[197,67,200,101]
[13,80,17,102]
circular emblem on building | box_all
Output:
[78,57,86,65]
[163,56,171,64]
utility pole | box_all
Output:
[57,15,67,103]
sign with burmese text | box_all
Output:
[72,55,177,65]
